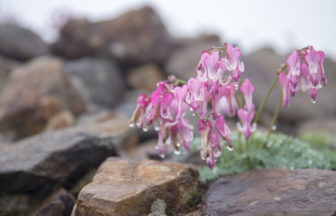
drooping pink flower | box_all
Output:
[145,81,166,125]
[286,49,301,96]
[129,94,150,130]
[240,78,255,112]
[201,50,221,82]
[172,85,188,119]
[186,77,206,111]
[236,108,256,140]
[198,119,212,160]
[220,83,236,117]
[278,72,290,107]
[215,115,232,149]
[224,43,245,82]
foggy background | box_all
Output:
[1,0,336,58]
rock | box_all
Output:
[64,58,125,107]
[166,34,221,80]
[72,158,200,216]
[0,55,20,93]
[31,188,75,216]
[0,56,86,140]
[0,24,48,61]
[52,6,175,66]
[203,167,336,216]
[45,110,75,131]
[127,63,165,91]
[0,188,74,216]
[0,128,118,194]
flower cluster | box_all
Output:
[279,46,327,106]
[129,43,256,168]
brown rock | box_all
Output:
[0,55,20,93]
[31,188,75,216]
[203,167,336,216]
[72,158,200,216]
[0,56,86,140]
[127,63,165,91]
[52,6,175,65]
[45,110,75,131]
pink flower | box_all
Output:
[172,85,188,119]
[305,46,327,88]
[201,50,221,82]
[224,43,245,82]
[215,115,232,149]
[286,49,301,95]
[237,108,256,140]
[198,119,222,168]
[221,83,236,117]
[278,72,290,107]
[186,77,206,111]
[129,94,150,130]
[240,78,255,112]
[145,82,166,125]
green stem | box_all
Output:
[264,91,283,147]
[254,76,279,124]
[238,132,242,152]
[267,91,283,136]
[175,78,187,85]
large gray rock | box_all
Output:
[52,6,175,65]
[203,168,336,216]
[0,56,86,140]
[64,58,125,107]
[0,24,48,61]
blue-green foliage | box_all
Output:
[189,132,336,182]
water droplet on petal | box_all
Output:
[234,82,239,90]
[272,125,277,131]
[159,153,165,159]
[177,142,181,147]
[189,107,193,111]
[142,127,148,132]
[311,99,316,104]
[154,125,160,131]
[174,150,181,155]
[136,122,140,127]
[227,145,233,151]
[128,122,135,127]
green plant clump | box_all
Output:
[188,132,336,182]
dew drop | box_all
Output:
[128,122,135,127]
[227,145,233,151]
[177,142,181,147]
[154,125,160,131]
[159,153,166,159]
[311,99,316,104]
[142,127,148,132]
[192,113,195,116]
[189,107,193,111]
[136,122,140,127]
[174,150,181,155]
[272,125,277,131]
[234,82,239,90]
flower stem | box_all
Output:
[175,78,187,85]
[264,91,283,147]
[267,91,283,136]
[254,76,279,124]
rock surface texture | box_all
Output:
[72,158,200,216]
[203,167,336,216]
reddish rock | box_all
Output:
[72,158,200,216]
[203,167,336,216]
